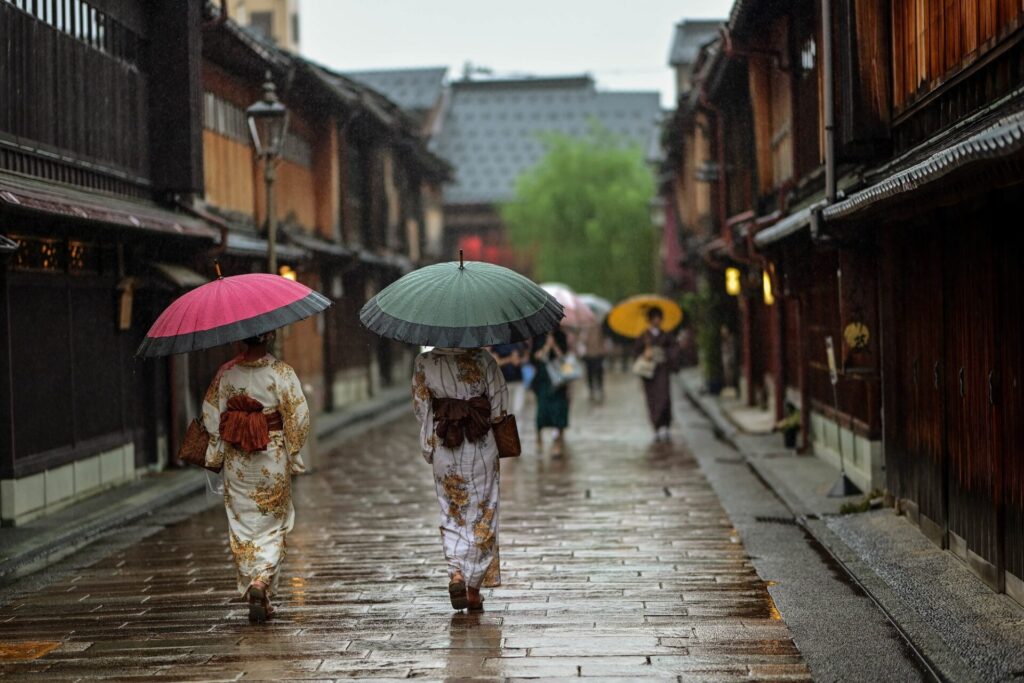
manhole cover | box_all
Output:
[0,642,59,661]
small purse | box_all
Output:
[631,355,657,379]
[177,417,221,473]
[492,414,522,458]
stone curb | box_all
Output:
[0,390,411,587]
[678,373,973,683]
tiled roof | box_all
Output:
[344,67,448,115]
[668,19,723,67]
[433,76,661,204]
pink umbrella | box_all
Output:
[136,272,331,357]
[541,283,597,328]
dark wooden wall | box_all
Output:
[879,188,1024,590]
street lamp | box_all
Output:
[247,71,289,276]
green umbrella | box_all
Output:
[359,259,564,348]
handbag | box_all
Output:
[492,414,521,458]
[177,417,221,473]
[547,354,582,388]
[632,355,657,380]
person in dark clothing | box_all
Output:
[531,329,570,455]
[490,341,529,413]
[633,307,675,442]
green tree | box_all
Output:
[501,129,655,302]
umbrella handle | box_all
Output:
[459,249,464,269]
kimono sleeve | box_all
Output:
[201,363,229,470]
[411,354,432,425]
[277,364,310,473]
[482,351,509,422]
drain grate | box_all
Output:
[755,515,798,525]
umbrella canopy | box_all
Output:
[607,294,683,339]
[136,273,332,357]
[360,260,563,348]
[541,283,597,328]
[578,293,613,320]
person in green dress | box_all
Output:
[530,329,570,455]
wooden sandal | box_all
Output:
[448,579,468,610]
[248,584,270,623]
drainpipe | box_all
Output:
[822,0,837,203]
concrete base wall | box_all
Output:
[810,411,883,493]
[332,367,371,410]
[1,442,136,526]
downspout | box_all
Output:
[822,0,837,204]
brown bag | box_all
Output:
[177,417,221,473]
[492,414,521,458]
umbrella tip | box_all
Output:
[459,249,464,269]
[214,260,223,279]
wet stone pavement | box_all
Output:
[0,373,811,682]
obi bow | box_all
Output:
[432,396,492,449]
[220,395,271,452]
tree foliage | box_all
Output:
[501,129,655,302]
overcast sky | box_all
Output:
[299,1,733,108]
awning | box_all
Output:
[287,230,355,259]
[753,201,825,248]
[358,249,413,273]
[151,262,208,289]
[823,107,1024,222]
[225,231,307,261]
[0,171,218,239]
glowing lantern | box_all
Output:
[725,267,741,296]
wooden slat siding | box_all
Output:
[275,160,318,231]
[792,0,822,178]
[0,0,150,191]
[804,249,877,436]
[837,0,892,159]
[891,0,1024,113]
[944,226,1000,584]
[907,233,945,532]
[202,130,255,217]
[769,15,794,188]
[1000,220,1024,585]
[748,55,775,196]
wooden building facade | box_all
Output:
[664,0,1024,603]
[0,1,449,526]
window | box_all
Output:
[249,11,273,41]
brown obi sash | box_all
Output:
[220,395,283,453]
[432,395,491,449]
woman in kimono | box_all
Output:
[531,330,571,455]
[412,347,508,611]
[634,307,675,442]
[202,330,310,623]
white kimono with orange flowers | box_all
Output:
[412,348,508,589]
[203,354,309,597]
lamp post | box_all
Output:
[246,71,289,276]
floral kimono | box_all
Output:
[412,348,508,589]
[203,353,309,597]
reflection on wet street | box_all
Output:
[0,373,810,680]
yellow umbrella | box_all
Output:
[607,295,683,338]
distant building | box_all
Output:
[667,20,721,94]
[227,0,300,52]
[345,67,449,138]
[432,75,661,268]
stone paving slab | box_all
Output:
[0,373,810,681]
